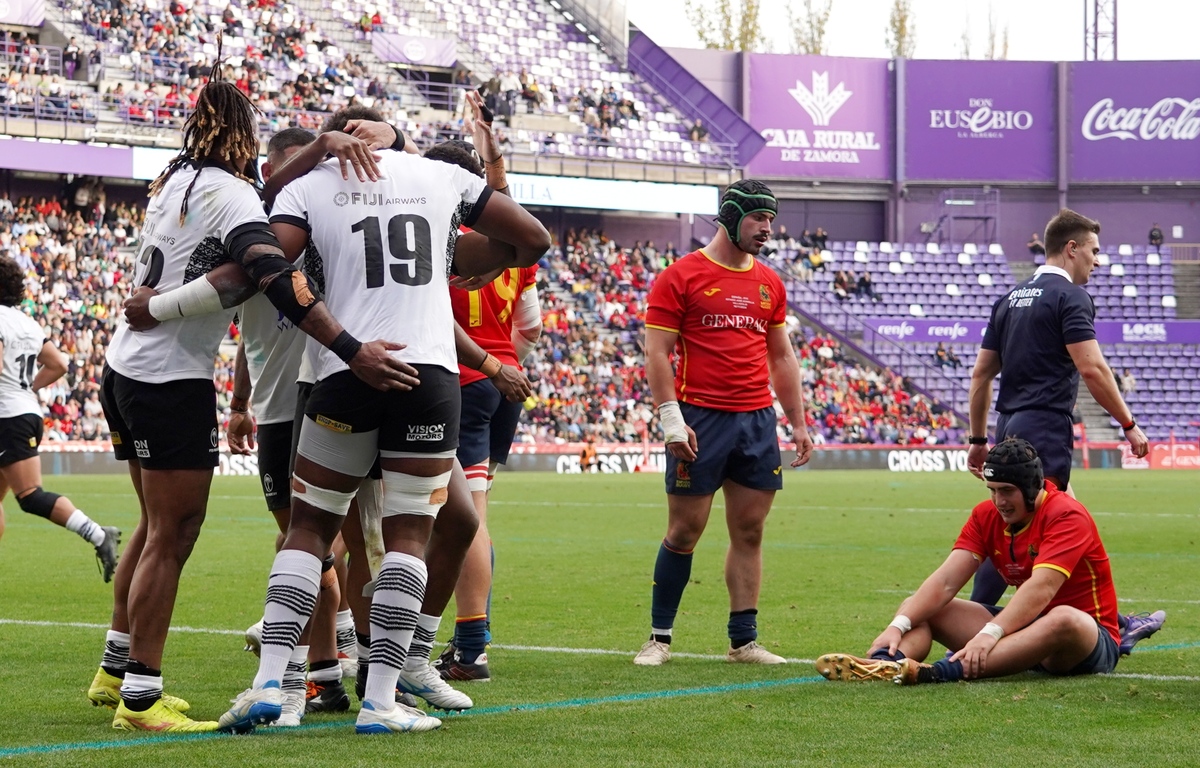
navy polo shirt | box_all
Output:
[982,265,1096,416]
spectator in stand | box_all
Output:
[1028,232,1046,257]
[64,38,82,80]
[688,119,708,143]
[856,271,880,302]
[833,270,852,302]
[812,227,829,251]
[1120,368,1136,395]
[945,347,962,369]
[1149,223,1164,252]
[580,436,598,473]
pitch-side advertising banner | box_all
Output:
[1070,61,1200,182]
[746,54,892,180]
[863,318,1200,344]
[905,60,1056,182]
[371,33,457,68]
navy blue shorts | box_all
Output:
[977,604,1118,675]
[996,409,1074,487]
[664,404,783,496]
[457,378,523,468]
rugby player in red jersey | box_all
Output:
[633,179,814,666]
[817,438,1121,684]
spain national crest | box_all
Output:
[759,283,771,308]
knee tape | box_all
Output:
[17,487,59,519]
[291,475,355,516]
[380,470,452,518]
[464,462,489,494]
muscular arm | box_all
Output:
[990,567,1066,636]
[1068,338,1148,457]
[644,327,679,408]
[452,194,551,276]
[30,340,68,391]
[766,324,812,465]
[870,548,978,656]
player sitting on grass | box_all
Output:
[817,438,1121,685]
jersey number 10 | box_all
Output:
[352,215,433,288]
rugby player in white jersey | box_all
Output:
[219,105,550,735]
[0,257,120,576]
[87,76,415,733]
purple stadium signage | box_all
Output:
[864,317,1200,345]
[864,318,987,343]
[746,54,891,180]
[905,60,1056,182]
[371,34,457,68]
[1070,61,1200,182]
[0,138,132,177]
[0,0,44,26]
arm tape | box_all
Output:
[226,222,283,264]
[251,260,319,326]
[147,276,224,320]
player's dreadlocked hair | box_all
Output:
[148,35,262,225]
[0,257,27,307]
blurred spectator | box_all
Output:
[1149,223,1164,252]
[812,227,829,251]
[1120,368,1137,394]
[1027,232,1046,256]
[856,271,880,302]
[687,119,708,142]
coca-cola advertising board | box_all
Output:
[745,54,892,180]
[1070,61,1200,182]
[905,60,1056,182]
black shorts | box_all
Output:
[257,420,294,512]
[0,414,42,468]
[305,366,460,456]
[100,366,219,470]
[978,604,1119,675]
[996,409,1074,487]
[457,378,523,467]
[664,404,783,496]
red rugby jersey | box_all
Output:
[450,266,539,386]
[954,483,1120,643]
[644,250,787,412]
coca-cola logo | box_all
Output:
[1082,98,1200,141]
[929,98,1033,136]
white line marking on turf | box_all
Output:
[874,589,1200,605]
[0,619,243,636]
[1108,673,1200,682]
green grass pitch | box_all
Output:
[0,469,1196,766]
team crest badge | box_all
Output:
[759,284,771,308]
[675,461,691,489]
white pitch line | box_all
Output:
[1108,673,1200,682]
[0,619,242,636]
[874,589,1200,606]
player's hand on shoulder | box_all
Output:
[792,429,814,467]
[320,130,382,182]
[122,286,160,331]
[491,363,532,403]
[343,119,398,153]
[349,340,421,391]
[227,411,256,455]
[1126,425,1149,458]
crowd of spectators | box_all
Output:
[517,228,956,445]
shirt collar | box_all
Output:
[1034,265,1072,282]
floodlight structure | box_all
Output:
[1083,0,1117,61]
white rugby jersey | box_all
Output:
[108,164,269,383]
[270,151,489,381]
[0,305,47,418]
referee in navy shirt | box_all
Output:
[965,210,1149,605]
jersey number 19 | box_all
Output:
[352,215,434,288]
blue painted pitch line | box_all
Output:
[0,677,824,759]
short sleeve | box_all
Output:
[1060,289,1096,345]
[205,176,269,243]
[645,266,686,334]
[981,297,1002,351]
[769,270,787,326]
[952,503,991,559]
[1032,506,1091,578]
[268,178,311,233]
[445,163,491,227]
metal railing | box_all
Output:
[774,266,971,420]
[0,44,64,78]
[0,93,99,126]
